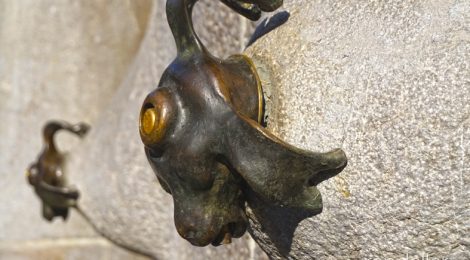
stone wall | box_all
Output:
[0,0,151,258]
[246,0,470,258]
[1,0,468,259]
[0,0,265,259]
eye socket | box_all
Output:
[139,89,176,147]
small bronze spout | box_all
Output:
[139,0,347,246]
[27,121,89,221]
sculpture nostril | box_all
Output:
[211,224,232,246]
[184,230,196,239]
[209,220,246,246]
[178,225,197,240]
[182,230,214,247]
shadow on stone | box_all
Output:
[246,11,290,48]
[246,192,319,257]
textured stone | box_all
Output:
[1,0,266,258]
[0,0,151,244]
[245,0,469,259]
[0,238,148,260]
[4,0,466,259]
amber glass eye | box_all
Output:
[139,89,175,147]
[141,105,158,135]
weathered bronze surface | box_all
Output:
[27,121,89,221]
[139,0,347,246]
[219,0,283,21]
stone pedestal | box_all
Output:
[245,0,469,258]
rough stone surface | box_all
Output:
[245,0,469,259]
[1,0,266,258]
[4,0,467,259]
[0,0,151,248]
[0,238,149,260]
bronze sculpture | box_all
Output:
[139,0,347,246]
[27,121,89,221]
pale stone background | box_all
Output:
[0,0,152,259]
[0,0,265,259]
[1,0,469,259]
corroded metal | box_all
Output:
[27,121,89,221]
[139,0,347,246]
[220,0,284,21]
